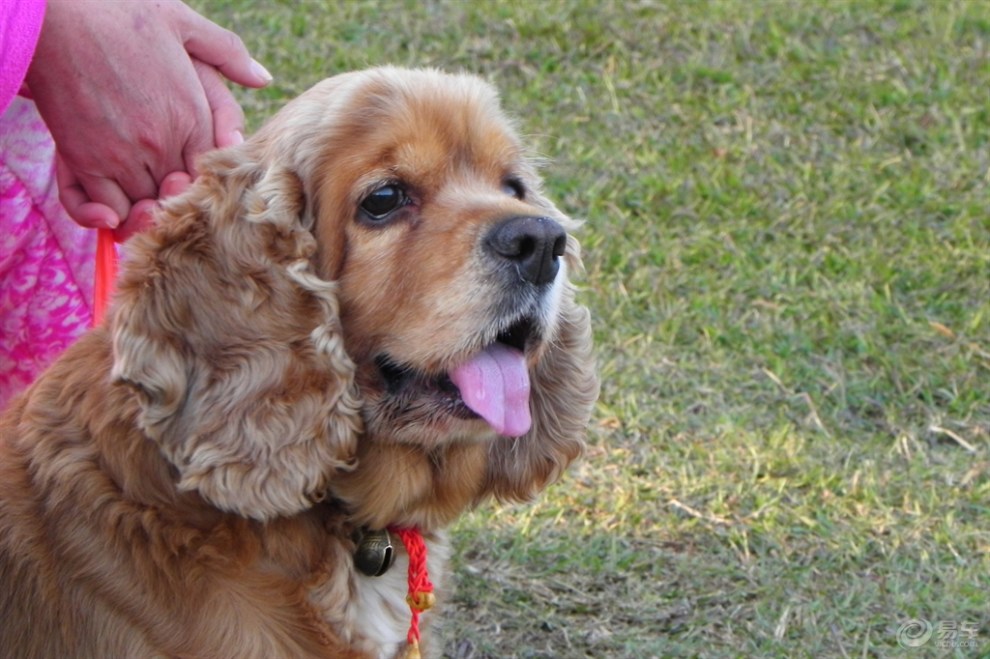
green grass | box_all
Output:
[198,1,989,656]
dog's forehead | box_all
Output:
[333,69,525,172]
[389,121,523,186]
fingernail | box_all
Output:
[250,58,273,84]
[231,130,244,146]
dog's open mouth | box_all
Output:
[375,317,538,437]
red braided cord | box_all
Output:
[391,526,434,647]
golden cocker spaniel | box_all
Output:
[0,67,598,658]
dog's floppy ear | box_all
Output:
[110,146,362,521]
[484,238,600,502]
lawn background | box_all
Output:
[195,1,989,656]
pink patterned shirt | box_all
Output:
[1,1,97,410]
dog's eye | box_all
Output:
[360,184,407,220]
[502,177,526,200]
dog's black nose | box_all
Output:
[485,216,567,286]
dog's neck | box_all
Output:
[330,436,492,532]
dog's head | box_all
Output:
[111,68,598,522]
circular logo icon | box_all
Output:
[897,619,933,648]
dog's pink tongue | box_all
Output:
[450,344,531,437]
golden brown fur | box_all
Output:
[0,67,598,658]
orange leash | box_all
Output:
[93,228,118,326]
[391,527,435,659]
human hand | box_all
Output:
[26,0,272,239]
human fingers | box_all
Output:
[55,155,120,230]
[182,60,245,173]
[193,61,246,156]
[160,171,194,198]
[74,172,144,227]
[180,6,272,89]
[115,199,158,242]
[49,90,162,222]
[115,172,194,241]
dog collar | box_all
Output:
[392,526,435,658]
[354,526,434,658]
